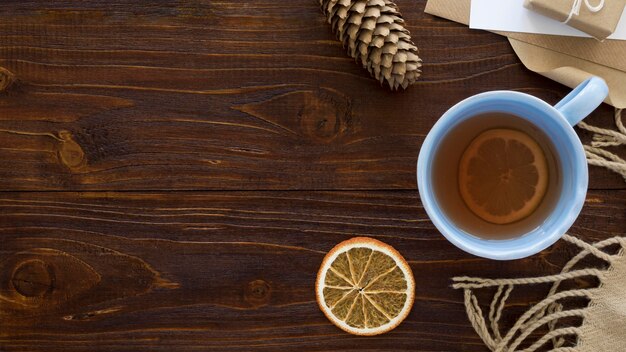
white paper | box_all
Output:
[470,0,626,40]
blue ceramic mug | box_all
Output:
[417,77,609,260]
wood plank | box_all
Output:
[1,190,624,351]
[0,0,622,191]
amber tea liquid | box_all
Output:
[431,112,562,239]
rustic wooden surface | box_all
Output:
[0,1,624,351]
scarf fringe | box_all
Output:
[453,235,626,352]
[578,109,626,182]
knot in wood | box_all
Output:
[244,280,271,307]
[298,89,352,143]
[0,67,15,92]
[57,130,86,169]
[11,260,54,298]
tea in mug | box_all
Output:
[431,112,562,239]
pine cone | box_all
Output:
[320,0,422,90]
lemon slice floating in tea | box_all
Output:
[458,128,549,225]
[315,237,415,336]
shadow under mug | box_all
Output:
[417,77,609,260]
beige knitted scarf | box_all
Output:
[579,108,626,181]
[453,234,626,351]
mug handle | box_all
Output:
[554,77,609,126]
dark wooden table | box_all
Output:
[1,1,624,351]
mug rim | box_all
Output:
[417,90,588,260]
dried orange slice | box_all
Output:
[315,237,414,336]
[458,128,549,225]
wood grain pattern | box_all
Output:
[1,1,625,351]
[0,0,623,191]
[1,191,624,351]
